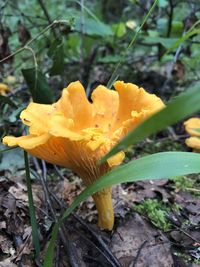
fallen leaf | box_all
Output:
[111,213,173,267]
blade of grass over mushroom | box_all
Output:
[101,82,200,164]
[44,151,200,267]
[22,68,55,104]
[107,0,159,88]
[24,151,40,259]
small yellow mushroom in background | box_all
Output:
[0,83,10,96]
[184,118,200,152]
[4,75,16,85]
[126,20,137,30]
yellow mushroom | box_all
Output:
[0,83,10,95]
[184,118,200,151]
[2,81,165,230]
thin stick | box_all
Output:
[130,240,148,267]
[37,0,57,39]
[37,161,80,267]
[49,190,122,267]
[0,20,69,63]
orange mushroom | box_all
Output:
[184,118,200,152]
[0,83,10,95]
[3,81,165,230]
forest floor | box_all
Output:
[1,125,200,267]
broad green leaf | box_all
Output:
[101,83,200,163]
[22,68,54,104]
[44,151,200,267]
[75,17,113,37]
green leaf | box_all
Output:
[98,55,122,63]
[143,36,178,49]
[75,17,113,37]
[158,0,168,7]
[44,151,200,267]
[48,40,65,75]
[22,68,54,104]
[112,22,126,38]
[101,82,200,163]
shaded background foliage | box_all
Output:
[0,0,199,137]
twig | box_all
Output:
[0,20,69,63]
[83,255,109,266]
[166,0,174,37]
[41,160,47,181]
[176,227,200,243]
[32,157,42,176]
[49,190,122,267]
[167,126,178,141]
[7,85,27,97]
[36,160,80,267]
[130,240,148,267]
[14,232,32,262]
[67,222,119,267]
[60,226,81,267]
[37,0,57,39]
[54,165,65,180]
[74,215,122,267]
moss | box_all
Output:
[173,176,195,191]
[134,199,171,231]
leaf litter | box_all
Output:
[1,151,200,266]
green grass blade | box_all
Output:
[107,0,159,88]
[24,151,41,259]
[44,151,200,267]
[101,82,200,164]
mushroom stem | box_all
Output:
[92,187,114,230]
